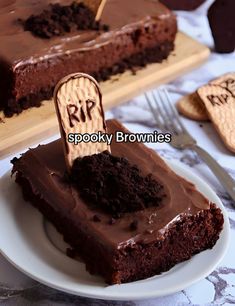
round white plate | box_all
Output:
[0,160,230,301]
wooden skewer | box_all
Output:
[95,0,107,21]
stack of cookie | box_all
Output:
[177,73,235,153]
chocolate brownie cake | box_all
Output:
[160,0,206,10]
[0,0,177,117]
[12,119,224,284]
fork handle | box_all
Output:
[192,145,235,202]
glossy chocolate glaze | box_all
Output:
[0,0,173,65]
[13,120,210,251]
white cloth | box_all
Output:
[0,1,235,305]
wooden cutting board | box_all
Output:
[0,32,210,159]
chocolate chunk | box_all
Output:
[22,2,109,39]
[208,0,235,53]
[71,152,165,217]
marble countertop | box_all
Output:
[0,0,235,305]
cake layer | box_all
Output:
[0,0,177,116]
[12,119,224,284]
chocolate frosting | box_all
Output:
[0,0,173,66]
[13,120,210,250]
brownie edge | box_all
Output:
[13,172,224,284]
[2,41,175,117]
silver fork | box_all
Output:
[145,88,235,204]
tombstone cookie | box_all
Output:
[177,92,209,121]
[54,73,110,170]
[176,73,235,122]
[197,85,235,152]
[211,73,235,97]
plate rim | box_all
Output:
[0,159,230,301]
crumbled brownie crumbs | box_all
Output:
[22,2,109,39]
[71,151,165,218]
[129,220,138,231]
[93,214,101,222]
[11,157,18,165]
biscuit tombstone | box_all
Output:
[198,85,235,153]
[54,73,110,171]
[177,92,209,121]
[211,73,235,96]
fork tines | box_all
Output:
[145,88,187,135]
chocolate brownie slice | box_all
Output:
[12,119,224,284]
[0,0,177,117]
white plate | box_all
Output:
[0,160,230,301]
